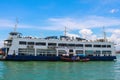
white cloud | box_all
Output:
[108,29,120,42]
[79,29,97,40]
[79,29,93,36]
[47,16,120,30]
[0,19,37,29]
[103,28,120,50]
[0,19,14,28]
[113,30,120,34]
[110,9,119,13]
[66,32,79,38]
[48,18,82,30]
[1,16,120,31]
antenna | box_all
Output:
[14,18,19,32]
[103,27,106,42]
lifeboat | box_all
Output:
[60,56,89,62]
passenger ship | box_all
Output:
[0,26,116,61]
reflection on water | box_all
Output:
[0,54,120,80]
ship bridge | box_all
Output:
[9,32,22,39]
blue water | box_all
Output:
[0,55,120,80]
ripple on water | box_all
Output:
[0,54,119,80]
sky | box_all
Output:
[0,0,120,50]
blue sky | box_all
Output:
[0,0,120,50]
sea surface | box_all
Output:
[0,55,120,80]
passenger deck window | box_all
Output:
[102,45,106,48]
[19,41,26,45]
[102,51,112,54]
[107,45,111,48]
[36,42,46,46]
[58,44,67,46]
[48,43,56,46]
[28,42,34,45]
[69,49,73,52]
[94,45,101,47]
[75,44,83,47]
[68,44,75,47]
[85,44,92,47]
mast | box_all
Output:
[103,27,106,42]
[9,18,20,37]
[64,26,67,36]
[14,18,19,32]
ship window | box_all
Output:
[94,50,101,54]
[28,42,34,45]
[85,50,94,55]
[18,48,35,55]
[85,44,92,47]
[68,44,75,46]
[36,42,46,46]
[102,51,112,54]
[107,51,112,54]
[18,48,27,55]
[19,41,26,45]
[27,48,35,55]
[58,43,67,46]
[48,43,56,46]
[58,50,66,54]
[36,49,56,55]
[94,45,101,47]
[69,49,73,52]
[75,44,83,47]
[102,45,106,48]
[76,50,83,54]
[107,45,111,48]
